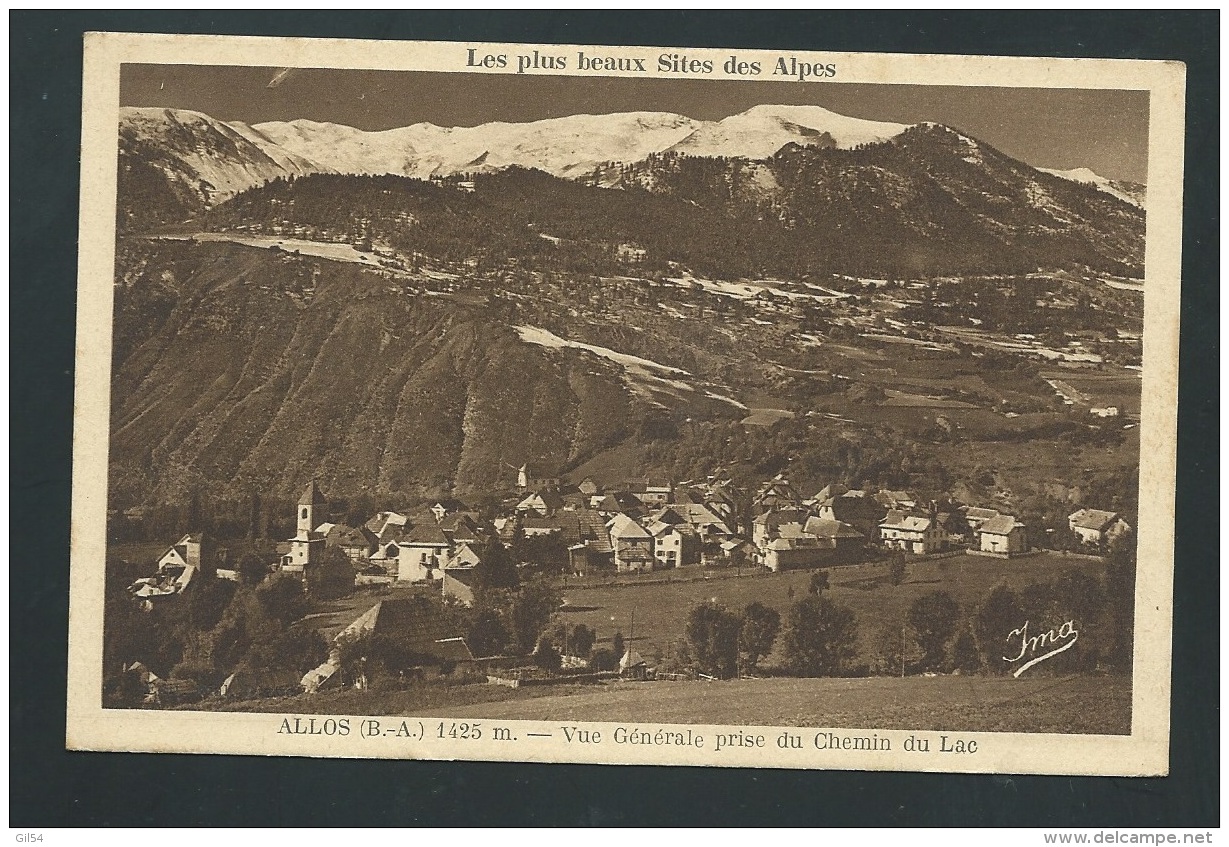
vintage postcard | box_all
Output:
[68,32,1186,775]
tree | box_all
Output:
[181,577,236,632]
[255,574,308,625]
[870,623,905,677]
[305,547,355,600]
[590,648,619,672]
[344,492,376,528]
[513,532,568,573]
[476,537,519,593]
[612,631,625,659]
[467,607,510,658]
[974,581,1024,674]
[236,550,271,586]
[782,595,859,677]
[951,627,981,674]
[907,590,961,671]
[738,602,781,674]
[244,627,330,676]
[169,657,220,692]
[507,577,560,655]
[808,570,830,595]
[532,636,562,673]
[887,553,907,586]
[569,624,596,658]
[684,602,741,679]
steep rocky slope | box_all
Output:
[109,239,641,503]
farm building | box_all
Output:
[442,567,478,607]
[1068,509,1132,546]
[976,515,1029,556]
[335,596,474,665]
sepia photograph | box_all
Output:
[66,33,1186,775]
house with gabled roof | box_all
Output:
[442,567,479,607]
[336,596,474,664]
[521,514,563,537]
[518,463,560,491]
[156,531,216,574]
[646,517,694,569]
[563,510,614,574]
[977,515,1028,556]
[874,489,918,511]
[879,509,945,554]
[632,477,673,506]
[396,521,451,583]
[962,507,1001,532]
[439,512,485,547]
[557,484,589,511]
[430,498,469,523]
[1068,508,1131,547]
[751,507,809,550]
[816,489,886,538]
[809,483,849,505]
[446,540,483,570]
[365,510,406,533]
[596,491,645,519]
[366,512,408,566]
[657,503,732,536]
[324,523,378,562]
[608,513,654,573]
[803,517,866,559]
[763,535,830,571]
[516,488,565,516]
[754,477,801,510]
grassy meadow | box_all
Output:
[558,551,1107,666]
[195,672,1130,736]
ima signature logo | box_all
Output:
[1003,620,1078,677]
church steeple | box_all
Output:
[297,480,326,535]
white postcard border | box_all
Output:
[68,32,1186,776]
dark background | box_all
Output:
[10,10,1218,827]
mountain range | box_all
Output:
[117,103,1143,225]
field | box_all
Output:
[1041,371,1143,415]
[557,552,1107,664]
[418,673,1131,734]
[199,673,1130,735]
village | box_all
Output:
[118,463,1133,707]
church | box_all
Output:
[281,481,327,573]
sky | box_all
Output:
[120,64,1150,184]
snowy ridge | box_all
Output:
[513,325,746,411]
[1038,167,1145,208]
[120,104,1139,217]
[251,112,700,180]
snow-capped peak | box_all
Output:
[669,104,909,160]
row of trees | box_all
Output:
[673,539,1135,681]
[678,590,857,680]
